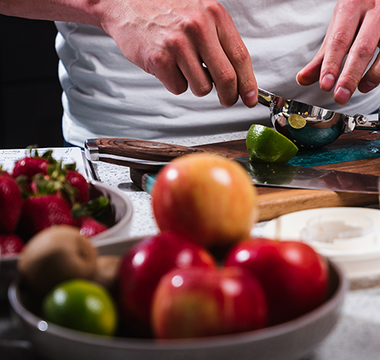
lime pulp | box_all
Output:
[246,124,298,163]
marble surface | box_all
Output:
[2,158,380,359]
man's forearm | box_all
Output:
[0,0,258,108]
[0,0,100,27]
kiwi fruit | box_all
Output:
[18,225,98,295]
[93,255,122,292]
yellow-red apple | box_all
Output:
[151,153,258,249]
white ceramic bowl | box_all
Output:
[89,181,134,241]
[8,237,348,360]
[0,181,133,300]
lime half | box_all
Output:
[246,124,298,163]
[288,114,307,129]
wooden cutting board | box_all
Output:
[130,131,380,222]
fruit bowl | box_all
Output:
[8,237,348,360]
[0,181,133,300]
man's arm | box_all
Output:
[0,0,98,25]
[0,0,258,108]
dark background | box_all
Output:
[0,15,64,149]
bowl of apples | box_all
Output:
[0,149,133,299]
[8,154,348,360]
[9,231,347,360]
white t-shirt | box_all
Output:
[55,0,380,147]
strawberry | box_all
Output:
[12,149,52,180]
[17,194,74,241]
[65,169,89,204]
[0,233,24,257]
[71,195,110,237]
[29,161,89,206]
[0,170,23,233]
[29,171,67,199]
[75,216,108,237]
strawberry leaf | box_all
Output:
[71,196,110,220]
[63,162,78,172]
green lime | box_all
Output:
[288,114,307,129]
[42,279,118,336]
[246,124,298,163]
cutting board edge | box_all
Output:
[257,189,379,222]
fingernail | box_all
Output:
[360,81,378,93]
[335,86,351,105]
[296,72,303,85]
[321,74,335,92]
[244,90,257,107]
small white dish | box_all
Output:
[259,207,380,288]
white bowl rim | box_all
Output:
[89,180,133,241]
[8,259,348,351]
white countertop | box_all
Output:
[95,162,159,238]
[95,160,380,360]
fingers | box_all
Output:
[146,1,257,108]
[332,9,380,104]
[296,11,341,88]
[147,55,189,95]
[358,53,380,93]
[149,42,213,97]
[296,55,323,86]
[202,38,240,108]
[180,2,257,108]
[318,4,359,94]
[217,18,258,108]
[297,3,359,92]
[195,3,257,108]
[297,0,380,105]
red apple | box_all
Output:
[151,266,267,339]
[224,238,329,326]
[117,231,216,333]
[151,153,258,249]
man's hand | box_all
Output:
[296,0,380,105]
[98,0,257,108]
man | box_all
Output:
[2,0,380,146]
